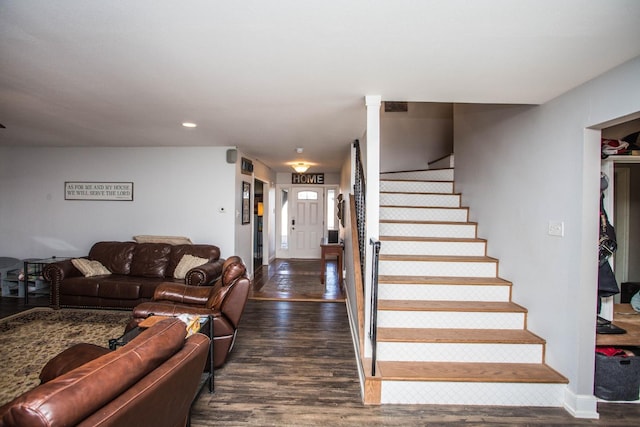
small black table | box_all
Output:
[109,315,215,393]
[22,256,69,304]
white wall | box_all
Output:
[380,102,453,172]
[0,146,238,259]
[453,56,640,416]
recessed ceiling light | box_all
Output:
[296,147,303,153]
[182,122,197,128]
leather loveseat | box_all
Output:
[128,256,251,368]
[0,317,210,427]
[43,241,225,310]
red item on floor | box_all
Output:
[596,346,628,357]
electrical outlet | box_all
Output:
[548,221,564,237]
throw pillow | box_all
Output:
[173,254,209,279]
[71,258,111,277]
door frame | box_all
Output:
[275,183,339,259]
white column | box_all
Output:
[364,95,381,358]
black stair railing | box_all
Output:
[369,238,381,376]
[353,139,366,286]
[353,139,381,376]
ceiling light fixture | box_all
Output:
[182,122,197,128]
[292,163,310,173]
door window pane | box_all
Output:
[280,189,288,249]
[297,191,318,200]
[327,189,335,230]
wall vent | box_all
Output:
[384,102,408,113]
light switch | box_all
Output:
[548,221,564,237]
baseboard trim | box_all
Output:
[563,388,599,419]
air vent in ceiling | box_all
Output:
[384,102,408,113]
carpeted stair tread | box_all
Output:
[377,327,545,344]
[378,275,511,286]
[379,236,485,243]
[379,205,464,209]
[380,179,452,183]
[380,219,477,226]
[379,254,497,263]
[380,191,461,196]
[378,300,527,313]
[375,361,568,384]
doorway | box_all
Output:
[277,185,339,259]
[599,120,640,317]
[253,179,264,271]
[290,187,324,258]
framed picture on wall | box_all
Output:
[241,181,251,224]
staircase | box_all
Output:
[364,163,568,406]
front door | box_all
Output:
[290,187,323,258]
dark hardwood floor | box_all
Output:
[250,258,345,302]
[0,294,49,318]
[3,259,640,425]
[190,297,640,426]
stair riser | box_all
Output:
[378,283,510,302]
[380,223,476,239]
[380,169,454,181]
[377,343,544,364]
[377,311,525,329]
[380,240,486,256]
[380,207,468,222]
[380,181,454,194]
[380,193,460,207]
[380,381,565,406]
[379,260,497,278]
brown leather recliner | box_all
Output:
[127,256,251,368]
[0,318,209,427]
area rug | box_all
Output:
[0,308,132,405]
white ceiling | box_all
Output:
[2,1,640,172]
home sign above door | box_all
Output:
[291,173,324,184]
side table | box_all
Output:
[320,239,343,287]
[22,257,69,304]
[109,315,215,394]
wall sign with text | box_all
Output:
[291,173,324,184]
[65,182,134,201]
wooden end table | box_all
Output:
[320,239,343,287]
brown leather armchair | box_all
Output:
[0,318,209,427]
[127,256,251,368]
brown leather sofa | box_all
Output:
[0,318,210,427]
[128,256,251,368]
[43,241,225,309]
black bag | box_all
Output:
[598,192,619,298]
[599,261,620,298]
[594,352,640,401]
[599,194,617,266]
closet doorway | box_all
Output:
[600,118,640,307]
